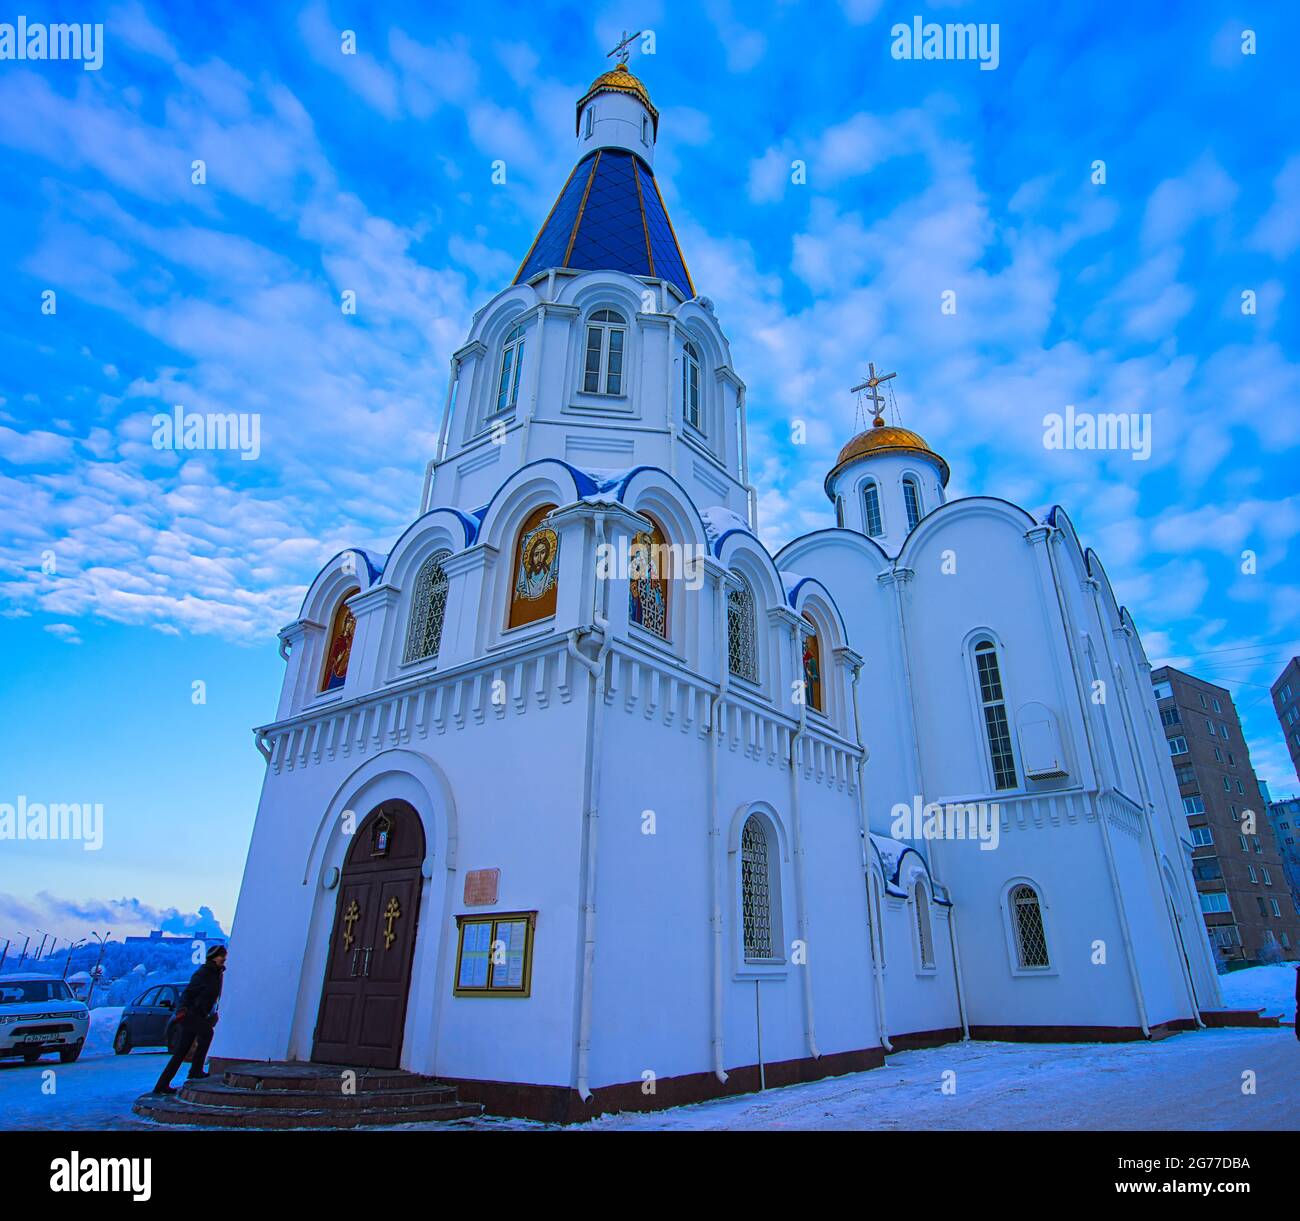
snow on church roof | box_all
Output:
[700,505,753,552]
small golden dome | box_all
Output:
[575,63,659,137]
[827,417,950,490]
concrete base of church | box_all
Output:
[966,1017,1198,1043]
[446,1046,891,1124]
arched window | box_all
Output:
[682,341,701,430]
[741,815,774,960]
[914,880,935,969]
[629,517,670,639]
[508,505,560,628]
[862,480,884,537]
[868,872,886,968]
[584,106,594,137]
[902,475,922,531]
[974,638,1018,790]
[320,588,360,692]
[494,323,525,415]
[1010,883,1049,968]
[801,614,823,712]
[727,574,758,683]
[404,550,452,663]
[583,309,626,395]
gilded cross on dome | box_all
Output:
[607,29,643,65]
[851,362,897,426]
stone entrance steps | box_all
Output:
[133,1061,483,1129]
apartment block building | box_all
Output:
[1265,795,1300,917]
[1271,656,1300,783]
[1151,665,1300,967]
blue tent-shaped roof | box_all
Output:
[514,149,694,299]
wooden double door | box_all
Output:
[313,801,425,1069]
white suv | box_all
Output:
[0,974,91,1064]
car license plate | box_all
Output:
[22,1033,61,1043]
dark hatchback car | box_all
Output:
[113,982,188,1054]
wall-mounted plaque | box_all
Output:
[464,868,500,906]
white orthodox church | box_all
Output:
[214,60,1223,1121]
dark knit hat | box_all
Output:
[206,944,227,961]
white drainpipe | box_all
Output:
[889,571,970,1039]
[569,515,613,1101]
[706,567,730,1084]
[788,618,819,1061]
[427,355,461,507]
[848,659,891,1051]
[1096,618,1204,1028]
[1043,533,1150,1037]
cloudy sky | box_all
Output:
[1,0,1297,941]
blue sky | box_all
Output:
[1,0,1298,942]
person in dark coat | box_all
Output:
[151,945,227,1094]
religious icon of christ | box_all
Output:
[516,527,558,601]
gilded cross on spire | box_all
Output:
[607,29,643,65]
[850,362,897,426]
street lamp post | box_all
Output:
[61,939,86,981]
[87,932,112,1009]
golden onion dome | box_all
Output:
[575,63,659,137]
[826,416,950,492]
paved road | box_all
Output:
[0,1047,163,1130]
[3,1026,1295,1131]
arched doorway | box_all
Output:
[313,801,425,1068]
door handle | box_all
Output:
[349,948,361,978]
[363,947,373,977]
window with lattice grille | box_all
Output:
[863,481,883,536]
[727,577,758,683]
[682,341,701,430]
[975,640,1018,790]
[1010,884,1050,968]
[494,323,525,415]
[902,476,922,530]
[404,551,452,663]
[741,816,773,960]
[914,881,934,969]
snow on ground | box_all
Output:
[84,1006,125,1058]
[540,1029,1300,1132]
[4,1024,1295,1132]
[0,1048,165,1131]
[1217,963,1298,1023]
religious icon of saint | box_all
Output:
[322,601,357,691]
[516,526,559,602]
[802,637,819,685]
[802,628,822,708]
[629,529,668,637]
